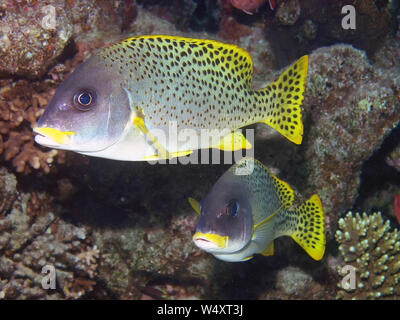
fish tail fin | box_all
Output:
[260,55,308,145]
[291,194,325,260]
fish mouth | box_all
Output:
[192,232,228,250]
[33,127,75,147]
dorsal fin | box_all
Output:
[254,159,295,209]
[121,35,254,88]
[270,173,295,209]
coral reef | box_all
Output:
[335,212,400,299]
[275,266,312,296]
[69,0,126,38]
[299,0,395,54]
[0,0,73,78]
[0,167,17,215]
[230,0,267,15]
[0,168,99,299]
[275,0,300,26]
[386,144,400,172]
[297,44,400,237]
[0,79,67,174]
[137,0,221,33]
[0,0,399,300]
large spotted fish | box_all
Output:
[190,158,326,262]
[34,35,308,160]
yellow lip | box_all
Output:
[193,232,229,248]
[33,127,75,145]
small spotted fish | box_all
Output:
[189,157,326,262]
[34,35,308,161]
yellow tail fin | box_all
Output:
[291,194,326,261]
[262,55,308,145]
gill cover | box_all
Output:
[35,55,131,153]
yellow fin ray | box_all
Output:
[143,150,193,161]
[270,174,295,209]
[261,55,308,145]
[134,116,193,160]
[211,131,252,151]
[133,116,169,159]
[241,255,254,261]
[123,35,254,84]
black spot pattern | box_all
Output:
[99,35,254,132]
[257,56,308,144]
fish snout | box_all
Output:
[33,127,75,147]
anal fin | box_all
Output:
[261,241,274,256]
[212,130,252,151]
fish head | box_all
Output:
[34,56,132,153]
[193,178,253,254]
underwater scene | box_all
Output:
[0,0,399,301]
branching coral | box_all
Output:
[0,168,99,299]
[0,77,68,174]
[335,212,400,299]
[0,167,17,215]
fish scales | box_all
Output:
[227,159,291,225]
[191,158,326,262]
[100,35,306,142]
[100,36,254,131]
[33,35,308,160]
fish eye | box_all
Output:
[227,199,239,217]
[73,90,96,111]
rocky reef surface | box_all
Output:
[0,0,400,299]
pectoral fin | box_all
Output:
[212,131,252,151]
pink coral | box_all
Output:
[230,0,267,14]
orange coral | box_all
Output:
[0,77,67,174]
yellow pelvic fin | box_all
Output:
[291,194,326,261]
[33,127,75,144]
[143,150,193,161]
[261,241,274,256]
[241,255,254,261]
[261,55,308,145]
[193,232,229,249]
[212,131,252,151]
[134,115,193,160]
[188,197,201,215]
[133,116,170,159]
